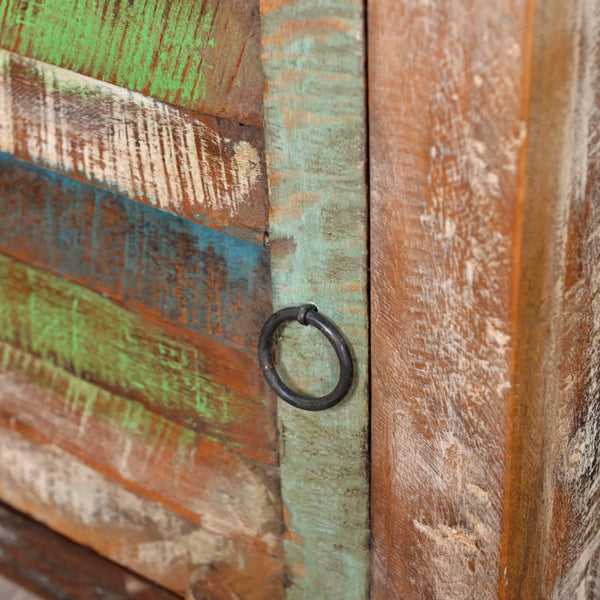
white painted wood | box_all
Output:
[0,49,267,238]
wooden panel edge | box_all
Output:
[503,0,600,597]
[261,1,370,598]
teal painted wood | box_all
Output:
[260,2,369,598]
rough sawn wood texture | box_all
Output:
[503,0,600,597]
[0,503,178,600]
[0,427,283,598]
[0,154,270,349]
[0,0,286,593]
[0,50,268,242]
[370,0,600,598]
[261,1,370,598]
[0,0,264,127]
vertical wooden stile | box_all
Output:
[504,0,600,596]
[370,0,600,597]
[260,1,370,598]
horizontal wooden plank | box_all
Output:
[0,428,284,598]
[0,0,263,127]
[0,349,284,574]
[0,344,280,524]
[0,155,270,349]
[0,50,268,241]
[0,255,276,464]
[0,502,179,600]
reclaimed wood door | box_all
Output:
[3,0,598,598]
[0,1,369,599]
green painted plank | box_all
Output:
[0,342,283,550]
[0,0,263,126]
[260,2,370,598]
[0,255,277,464]
[1,340,200,454]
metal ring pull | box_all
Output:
[258,305,353,411]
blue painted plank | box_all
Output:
[0,154,270,348]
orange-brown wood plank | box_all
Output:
[369,0,530,597]
[503,1,600,597]
[0,155,270,349]
[0,50,267,241]
[0,362,284,597]
[0,0,263,127]
[0,344,278,526]
[370,0,600,598]
[0,502,179,600]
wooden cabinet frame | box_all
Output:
[369,0,600,598]
[0,0,599,598]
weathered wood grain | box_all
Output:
[0,502,179,600]
[502,0,600,597]
[0,344,279,530]
[0,155,270,349]
[0,254,276,464]
[370,0,600,598]
[0,0,263,127]
[0,50,267,241]
[0,357,284,598]
[369,0,530,597]
[260,1,369,598]
[0,578,41,600]
[0,578,40,600]
[0,428,284,598]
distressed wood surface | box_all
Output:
[0,50,268,242]
[0,363,284,597]
[0,346,279,531]
[0,257,286,590]
[370,0,600,598]
[0,155,270,349]
[503,0,600,597]
[260,1,369,598]
[0,0,263,127]
[369,0,529,597]
[0,1,285,596]
[0,578,41,600]
[0,502,179,600]
[0,428,284,598]
[0,255,276,464]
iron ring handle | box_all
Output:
[258,305,353,411]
